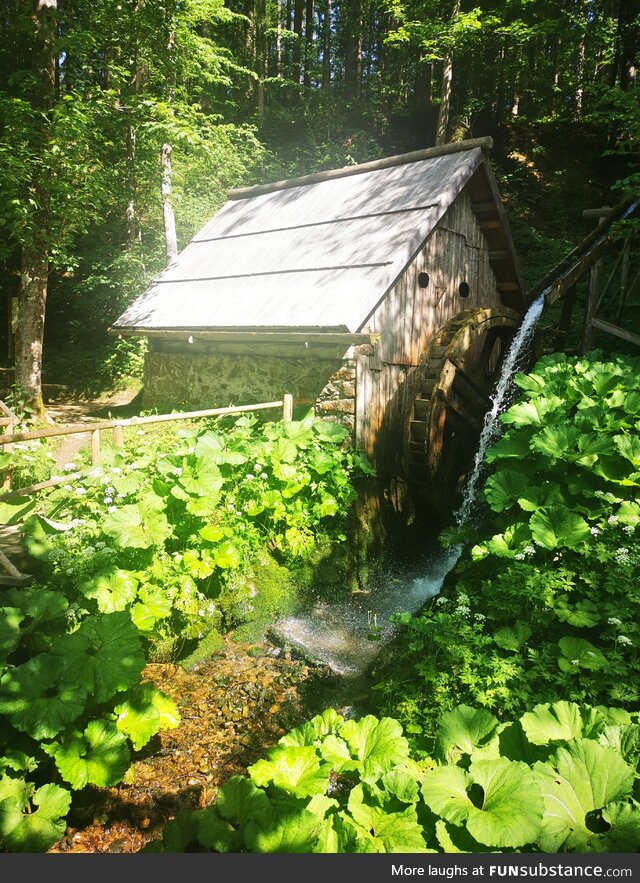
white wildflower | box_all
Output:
[245,473,255,481]
[108,505,117,513]
[254,463,262,472]
[571,659,580,665]
[474,613,486,622]
[514,553,526,561]
[111,467,122,474]
[63,462,77,471]
[136,430,145,436]
[261,472,268,480]
[75,487,86,496]
[617,635,632,646]
[589,526,600,536]
[455,605,471,617]
[523,545,536,556]
[608,515,619,525]
[608,617,622,626]
[104,497,113,505]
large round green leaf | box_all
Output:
[44,719,131,789]
[530,506,590,550]
[422,758,544,848]
[52,611,145,703]
[0,655,88,740]
[520,702,606,746]
[114,683,180,750]
[249,745,331,798]
[81,568,138,613]
[533,739,635,852]
[436,705,500,762]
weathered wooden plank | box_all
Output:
[590,318,640,348]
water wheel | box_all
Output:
[404,307,523,511]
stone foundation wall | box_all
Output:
[142,348,347,415]
[313,360,356,440]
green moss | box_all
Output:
[178,626,225,670]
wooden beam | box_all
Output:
[543,236,613,307]
[488,249,511,261]
[590,317,640,348]
[496,282,520,292]
[582,206,612,219]
[582,257,603,354]
[227,137,494,201]
[110,328,378,346]
[478,219,502,230]
[471,201,496,214]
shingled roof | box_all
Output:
[111,137,525,337]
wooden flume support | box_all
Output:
[527,196,639,354]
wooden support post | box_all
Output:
[113,424,124,450]
[91,429,101,466]
[582,260,602,354]
[556,283,577,352]
[282,394,293,422]
[617,238,632,324]
[2,419,12,490]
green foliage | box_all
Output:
[373,352,640,737]
[146,701,640,854]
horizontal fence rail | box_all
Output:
[0,394,294,501]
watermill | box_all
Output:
[404,307,523,509]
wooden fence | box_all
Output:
[0,394,294,501]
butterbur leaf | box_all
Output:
[248,745,331,798]
[195,809,242,853]
[423,759,543,848]
[213,776,271,828]
[483,471,529,512]
[617,501,640,526]
[7,586,68,625]
[530,506,590,550]
[244,804,322,852]
[82,568,138,613]
[614,434,640,467]
[493,624,532,652]
[553,597,600,628]
[558,637,608,673]
[213,541,240,569]
[533,740,635,852]
[338,716,410,782]
[114,683,180,750]
[0,607,24,660]
[103,498,170,549]
[0,780,71,852]
[436,705,500,762]
[280,709,343,747]
[44,719,131,789]
[530,424,580,460]
[484,429,533,463]
[599,724,640,765]
[600,802,640,852]
[520,702,606,746]
[346,784,427,852]
[500,396,564,428]
[472,522,532,560]
[0,655,87,740]
[52,611,145,703]
[313,421,349,443]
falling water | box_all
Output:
[454,292,546,526]
[272,293,546,678]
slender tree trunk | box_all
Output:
[303,0,313,88]
[619,0,640,89]
[161,144,178,265]
[344,0,362,100]
[15,0,57,417]
[293,0,303,84]
[322,0,331,89]
[575,1,587,117]
[435,0,460,145]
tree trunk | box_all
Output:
[322,0,331,89]
[14,0,57,417]
[303,0,313,88]
[293,0,303,84]
[435,0,460,145]
[575,1,587,117]
[344,0,362,100]
[161,144,178,265]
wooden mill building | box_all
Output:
[111,137,528,496]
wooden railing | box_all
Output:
[0,394,294,501]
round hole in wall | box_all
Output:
[459,281,470,298]
[418,271,430,289]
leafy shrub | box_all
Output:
[144,701,640,854]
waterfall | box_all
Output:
[455,292,546,526]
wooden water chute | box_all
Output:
[531,197,640,354]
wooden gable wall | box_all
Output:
[355,186,504,475]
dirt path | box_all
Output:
[44,387,142,470]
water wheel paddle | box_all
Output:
[404,307,523,511]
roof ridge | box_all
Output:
[227,137,493,202]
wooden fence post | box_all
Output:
[282,394,293,422]
[2,419,12,490]
[91,429,101,466]
[113,424,124,450]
